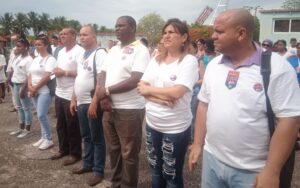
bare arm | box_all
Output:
[254,117,300,187]
[188,101,208,171]
[107,71,143,94]
[137,80,189,101]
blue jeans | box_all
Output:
[201,150,257,188]
[146,125,191,188]
[13,83,32,125]
[77,104,106,176]
[32,93,52,140]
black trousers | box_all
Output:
[55,96,82,158]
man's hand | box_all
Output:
[188,144,202,172]
[70,99,77,116]
[53,67,65,77]
[100,98,112,112]
[253,168,280,188]
[88,101,98,119]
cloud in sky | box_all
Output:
[2,0,283,28]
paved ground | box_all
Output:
[0,95,299,188]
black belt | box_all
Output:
[13,82,24,85]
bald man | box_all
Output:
[188,9,300,188]
[70,25,107,186]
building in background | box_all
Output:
[258,9,300,42]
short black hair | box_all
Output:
[140,38,148,47]
[118,15,136,32]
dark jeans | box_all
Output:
[77,104,106,176]
[103,109,145,188]
[146,125,191,188]
[55,96,82,158]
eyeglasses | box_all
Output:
[262,43,270,47]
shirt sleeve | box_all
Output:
[25,57,33,76]
[96,49,107,74]
[268,62,300,117]
[175,55,198,91]
[141,58,155,83]
[45,56,57,73]
[131,45,150,73]
[0,55,6,66]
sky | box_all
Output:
[1,0,284,28]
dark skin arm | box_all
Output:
[19,78,29,99]
[108,71,144,94]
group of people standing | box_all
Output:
[2,8,300,188]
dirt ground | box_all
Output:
[0,96,299,188]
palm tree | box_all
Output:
[12,13,29,37]
[66,19,81,32]
[27,11,41,36]
[50,16,67,32]
[0,12,13,36]
[39,13,50,34]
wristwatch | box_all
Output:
[105,87,110,96]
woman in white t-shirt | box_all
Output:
[28,35,56,150]
[137,18,198,187]
[9,38,33,139]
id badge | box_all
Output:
[225,70,240,89]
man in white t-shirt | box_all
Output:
[70,25,107,187]
[188,9,300,188]
[50,27,84,166]
[90,16,150,188]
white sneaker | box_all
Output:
[38,140,54,150]
[32,139,46,147]
[17,130,32,139]
[9,129,23,136]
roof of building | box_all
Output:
[260,9,300,14]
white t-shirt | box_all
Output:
[55,45,84,100]
[142,54,198,133]
[101,40,150,109]
[0,54,6,83]
[29,55,56,94]
[74,49,107,105]
[11,55,33,83]
[199,52,300,172]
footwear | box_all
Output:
[87,175,104,186]
[71,167,93,174]
[63,155,81,166]
[9,108,17,112]
[38,139,54,150]
[9,129,23,136]
[50,152,68,160]
[32,139,46,147]
[17,130,32,138]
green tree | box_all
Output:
[12,13,29,37]
[0,12,13,36]
[92,24,99,32]
[282,0,300,9]
[66,19,81,32]
[39,13,50,34]
[253,16,260,42]
[137,12,165,45]
[27,11,41,36]
[50,16,67,32]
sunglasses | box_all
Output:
[262,43,270,47]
